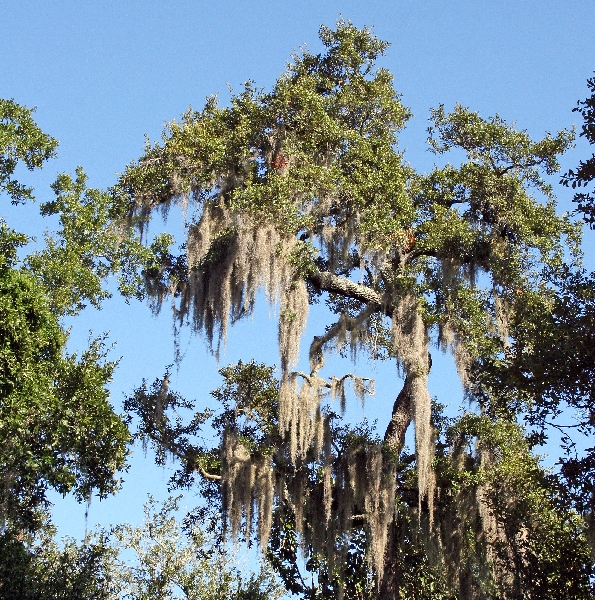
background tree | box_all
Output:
[0,228,128,530]
[105,495,283,600]
[0,99,57,205]
[118,20,594,598]
[0,98,176,537]
[0,99,142,532]
[0,496,282,600]
[0,522,116,600]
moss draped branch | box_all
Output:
[307,268,388,314]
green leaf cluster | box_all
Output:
[26,167,161,315]
[0,100,149,532]
[0,99,57,204]
[0,227,129,528]
[561,74,595,226]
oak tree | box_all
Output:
[121,21,592,599]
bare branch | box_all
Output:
[197,464,222,481]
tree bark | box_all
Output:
[380,351,431,598]
[377,375,414,600]
[383,374,414,455]
[307,268,390,315]
[378,517,400,600]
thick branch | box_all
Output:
[307,268,389,314]
[182,446,222,481]
[196,462,222,481]
[379,518,399,600]
[405,247,438,263]
[384,342,432,456]
[383,374,414,455]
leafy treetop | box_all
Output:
[0,99,57,204]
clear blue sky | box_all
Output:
[1,0,595,543]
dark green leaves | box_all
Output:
[561,74,595,226]
[0,102,137,532]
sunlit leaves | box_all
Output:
[0,99,57,204]
[26,167,160,316]
[0,232,129,529]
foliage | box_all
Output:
[441,414,594,598]
[475,265,595,461]
[0,222,130,530]
[562,74,595,226]
[105,495,283,600]
[0,99,158,531]
[490,72,595,556]
[0,524,115,600]
[25,167,170,316]
[0,99,58,204]
[128,363,382,599]
[0,496,283,600]
[127,362,595,599]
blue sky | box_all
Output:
[2,0,595,545]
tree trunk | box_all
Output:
[378,517,400,600]
[383,374,414,455]
[378,375,414,600]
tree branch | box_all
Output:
[197,464,222,481]
[308,304,377,376]
[383,374,414,455]
[405,247,438,263]
[307,268,389,314]
[146,429,223,481]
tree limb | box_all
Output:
[307,268,389,314]
[308,304,377,376]
[383,374,414,455]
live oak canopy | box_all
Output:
[120,22,591,599]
